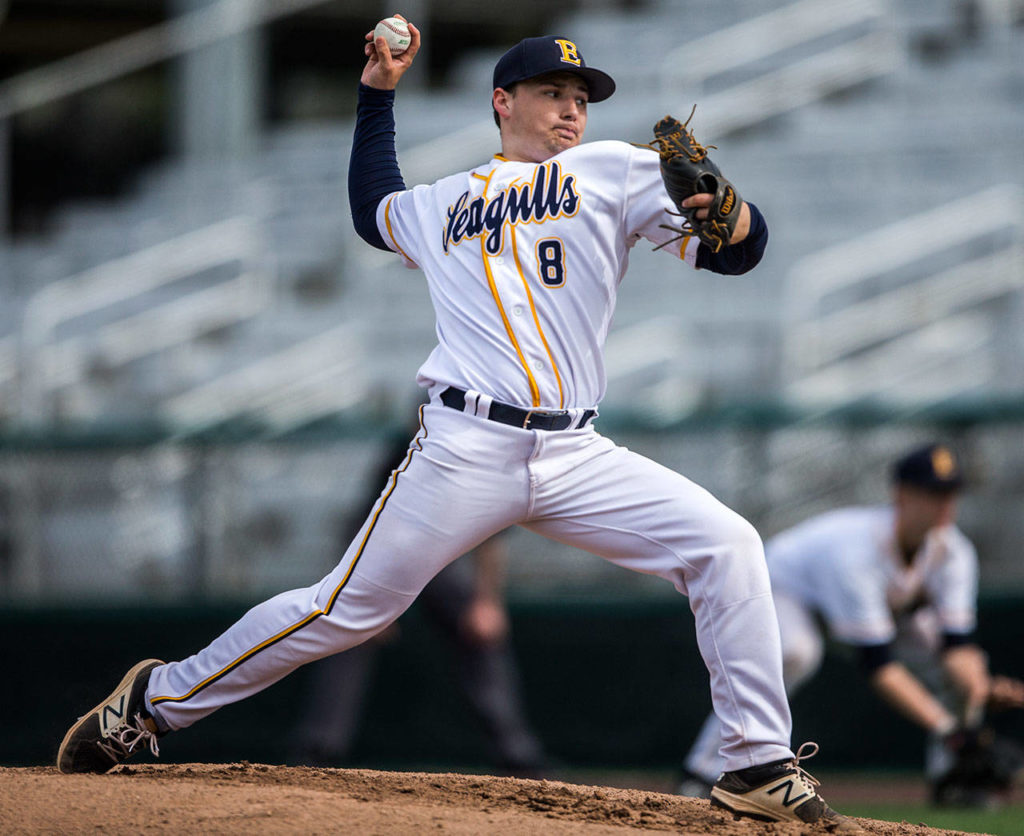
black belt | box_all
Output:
[440,387,596,431]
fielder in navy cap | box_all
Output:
[892,443,965,493]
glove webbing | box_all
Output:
[643,105,717,164]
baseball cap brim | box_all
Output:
[901,475,964,494]
[566,67,616,103]
[500,66,616,103]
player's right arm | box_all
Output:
[349,16,421,251]
[817,537,958,734]
[866,655,958,735]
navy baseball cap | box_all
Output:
[493,36,616,102]
[892,443,965,493]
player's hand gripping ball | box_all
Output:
[374,17,412,55]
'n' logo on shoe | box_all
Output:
[766,778,811,808]
[100,695,128,737]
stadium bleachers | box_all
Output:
[1,0,1023,600]
[3,0,1021,425]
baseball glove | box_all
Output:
[931,725,1024,807]
[639,107,742,253]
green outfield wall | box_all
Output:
[4,594,1022,771]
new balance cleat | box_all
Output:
[711,742,863,832]
[57,659,164,774]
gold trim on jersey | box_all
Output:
[150,407,430,707]
[383,194,414,263]
[478,169,542,406]
[511,224,565,408]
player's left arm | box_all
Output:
[637,115,767,275]
[685,194,768,275]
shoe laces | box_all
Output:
[789,741,822,794]
[96,712,161,763]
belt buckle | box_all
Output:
[522,408,565,430]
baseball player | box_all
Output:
[57,20,857,831]
[678,442,1024,802]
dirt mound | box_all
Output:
[0,764,968,835]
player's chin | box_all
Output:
[548,134,580,155]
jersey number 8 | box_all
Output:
[536,239,566,287]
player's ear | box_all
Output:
[492,87,513,123]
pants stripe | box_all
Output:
[151,406,429,706]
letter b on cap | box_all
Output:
[554,39,582,66]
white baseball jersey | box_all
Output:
[766,506,978,646]
[376,140,696,410]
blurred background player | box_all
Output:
[679,442,1024,804]
[288,535,548,777]
[288,417,548,777]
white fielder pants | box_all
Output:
[147,399,794,772]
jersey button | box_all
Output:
[533,359,544,370]
[495,256,505,265]
[513,305,524,316]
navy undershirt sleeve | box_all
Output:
[695,201,768,275]
[858,641,895,674]
[942,631,976,650]
[349,84,407,251]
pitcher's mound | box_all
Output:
[0,763,962,834]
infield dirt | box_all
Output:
[0,763,981,835]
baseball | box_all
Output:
[374,17,411,55]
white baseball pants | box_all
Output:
[147,397,794,772]
[684,592,950,781]
[685,592,819,781]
